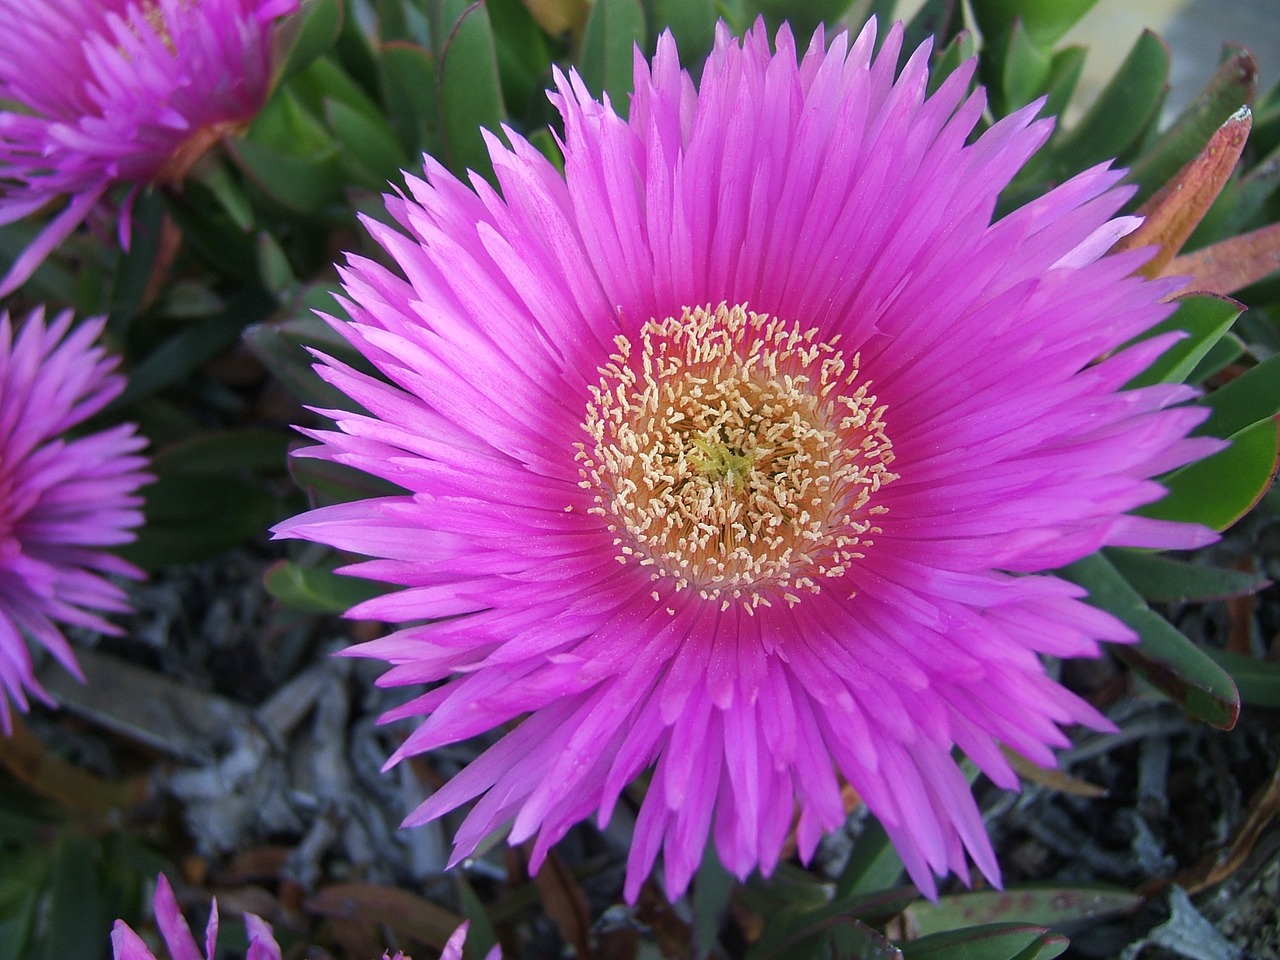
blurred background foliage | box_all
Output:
[2,0,1280,957]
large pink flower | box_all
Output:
[0,0,299,296]
[0,308,148,732]
[275,20,1222,900]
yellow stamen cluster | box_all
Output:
[576,303,897,611]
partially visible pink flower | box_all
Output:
[0,307,148,732]
[111,874,282,960]
[0,0,299,295]
[276,20,1223,901]
[439,921,499,960]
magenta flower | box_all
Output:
[111,874,281,960]
[0,0,299,296]
[0,308,148,733]
[275,20,1222,899]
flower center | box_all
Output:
[576,303,897,610]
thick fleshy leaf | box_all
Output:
[274,0,344,85]
[739,0,858,38]
[325,97,409,186]
[520,0,590,37]
[1137,417,1279,531]
[1204,650,1280,708]
[108,190,167,335]
[1124,294,1243,389]
[264,559,391,613]
[258,231,296,297]
[489,0,554,110]
[42,833,111,960]
[653,0,717,66]
[438,2,506,178]
[242,306,363,409]
[1062,554,1240,730]
[304,882,463,949]
[288,456,406,506]
[1041,46,1086,122]
[119,474,277,569]
[1115,107,1253,277]
[226,135,344,215]
[1169,221,1280,296]
[380,41,440,158]
[1000,20,1052,114]
[969,0,1100,49]
[899,924,1067,960]
[747,887,918,960]
[1197,351,1280,437]
[903,887,1144,938]
[151,429,291,476]
[693,844,734,959]
[1106,549,1270,603]
[836,817,905,899]
[1127,46,1259,206]
[578,0,645,118]
[902,0,959,67]
[113,310,268,409]
[1187,332,1245,384]
[927,30,978,96]
[1052,30,1168,177]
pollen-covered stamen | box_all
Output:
[576,303,897,609]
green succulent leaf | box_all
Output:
[325,96,410,186]
[1198,352,1280,439]
[380,41,441,158]
[274,0,345,86]
[969,0,1101,50]
[1204,649,1280,708]
[836,816,905,899]
[578,0,646,119]
[1106,549,1270,603]
[1126,46,1259,207]
[39,833,112,960]
[1125,294,1243,389]
[1051,29,1168,178]
[1138,416,1279,532]
[739,0,858,39]
[489,0,554,112]
[899,923,1065,960]
[149,429,291,477]
[120,473,277,569]
[438,1,507,178]
[1000,19,1053,113]
[264,559,392,613]
[1062,553,1240,730]
[653,0,717,66]
[902,886,1143,938]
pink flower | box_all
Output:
[0,0,299,296]
[274,20,1221,900]
[112,874,281,960]
[439,921,499,960]
[0,308,149,732]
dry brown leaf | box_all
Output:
[1002,746,1107,798]
[305,882,462,950]
[1168,221,1280,296]
[1173,759,1280,895]
[0,714,150,814]
[1114,107,1253,279]
[532,848,596,960]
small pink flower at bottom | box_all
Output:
[439,921,499,960]
[111,874,281,960]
